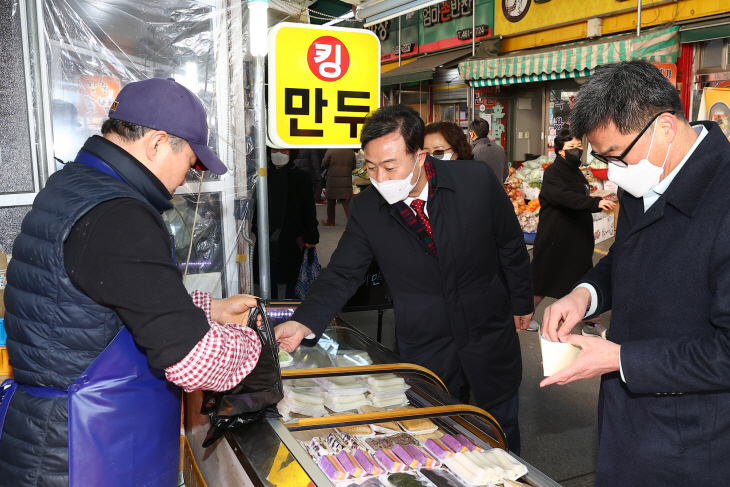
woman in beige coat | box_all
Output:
[321,148,356,226]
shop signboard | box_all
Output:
[375,0,494,63]
[496,0,668,37]
[268,24,380,148]
[79,75,120,118]
[653,62,677,86]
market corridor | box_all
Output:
[316,202,612,487]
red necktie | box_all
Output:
[410,199,433,239]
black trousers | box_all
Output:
[487,392,521,456]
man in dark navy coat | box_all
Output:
[541,60,730,485]
[275,105,534,453]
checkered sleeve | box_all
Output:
[165,291,262,392]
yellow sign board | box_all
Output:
[496,0,669,37]
[268,23,381,148]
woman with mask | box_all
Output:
[423,122,473,161]
[321,148,357,226]
[253,147,319,298]
[529,130,615,336]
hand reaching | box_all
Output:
[275,320,313,353]
[542,287,592,341]
[598,199,616,211]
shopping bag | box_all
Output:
[294,247,321,299]
[200,298,283,447]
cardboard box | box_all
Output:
[593,214,615,244]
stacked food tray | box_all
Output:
[293,415,528,487]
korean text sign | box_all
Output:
[268,24,380,148]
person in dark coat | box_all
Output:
[275,105,534,454]
[530,130,614,335]
[541,60,730,485]
[254,147,319,299]
[321,148,357,226]
[292,149,323,200]
[469,118,509,182]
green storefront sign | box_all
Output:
[368,0,494,61]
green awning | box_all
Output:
[382,47,472,89]
[470,68,594,87]
[382,69,434,88]
[460,26,679,87]
[681,19,730,44]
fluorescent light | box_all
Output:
[324,10,354,26]
[248,1,269,57]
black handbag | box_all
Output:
[200,298,283,447]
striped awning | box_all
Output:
[460,26,679,87]
[470,68,595,87]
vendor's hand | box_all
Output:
[598,200,616,211]
[514,313,533,332]
[542,287,592,342]
[540,335,620,387]
[305,243,316,248]
[211,294,262,326]
[275,320,313,353]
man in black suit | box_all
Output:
[541,60,730,484]
[275,105,534,453]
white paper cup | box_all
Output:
[540,334,581,376]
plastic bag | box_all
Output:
[200,299,283,447]
[295,247,322,299]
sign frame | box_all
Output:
[267,23,381,149]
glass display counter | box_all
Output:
[184,306,561,487]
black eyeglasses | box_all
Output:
[430,148,453,156]
[590,111,675,167]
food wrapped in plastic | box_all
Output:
[316,377,370,395]
[291,345,335,369]
[420,467,468,487]
[333,350,374,367]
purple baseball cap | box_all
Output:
[108,78,227,175]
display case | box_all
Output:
[184,306,560,487]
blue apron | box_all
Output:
[0,152,182,486]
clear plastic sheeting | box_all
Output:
[40,0,264,296]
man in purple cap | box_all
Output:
[1,78,261,486]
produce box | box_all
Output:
[593,214,615,244]
[522,182,540,201]
[603,180,619,193]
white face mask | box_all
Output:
[370,153,422,205]
[607,121,671,198]
[270,152,289,167]
[433,152,453,161]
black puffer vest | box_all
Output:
[0,137,172,486]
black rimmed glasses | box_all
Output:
[589,110,675,167]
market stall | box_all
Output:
[184,303,562,487]
[503,156,618,245]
